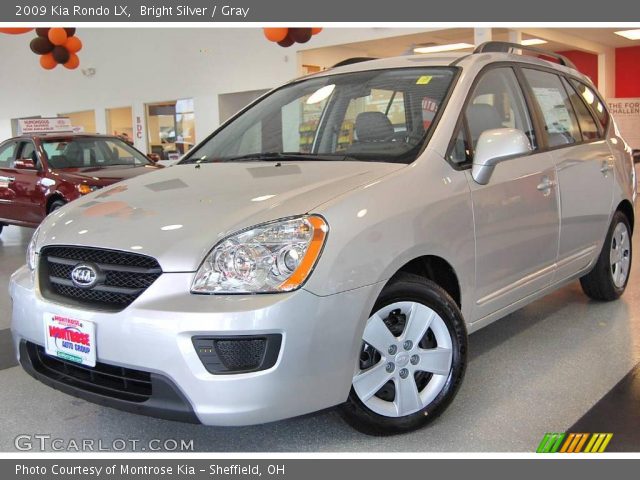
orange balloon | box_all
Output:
[40,53,57,70]
[311,28,323,35]
[64,35,82,53]
[48,28,68,46]
[64,53,80,70]
[0,28,34,35]
[263,28,288,43]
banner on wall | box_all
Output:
[17,117,73,134]
[607,98,640,149]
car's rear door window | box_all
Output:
[522,69,582,148]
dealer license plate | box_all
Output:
[44,313,96,367]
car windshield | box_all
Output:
[42,137,151,169]
[181,67,457,165]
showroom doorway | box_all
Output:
[106,106,133,145]
[58,110,96,133]
[146,99,195,161]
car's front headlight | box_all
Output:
[191,215,328,294]
[27,226,40,271]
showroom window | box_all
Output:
[147,99,196,160]
[562,77,600,141]
[464,67,536,151]
[281,87,333,153]
[107,106,134,144]
[523,69,582,147]
[0,142,17,168]
[59,110,97,133]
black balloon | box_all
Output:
[52,46,70,64]
[64,28,76,37]
[30,37,54,55]
[35,28,50,38]
[289,28,312,44]
[277,34,295,47]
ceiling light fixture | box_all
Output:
[521,38,548,46]
[413,43,474,54]
[615,29,640,40]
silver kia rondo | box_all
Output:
[10,42,636,435]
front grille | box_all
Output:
[192,335,282,374]
[26,342,151,402]
[39,246,162,311]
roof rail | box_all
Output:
[332,57,378,68]
[473,41,577,70]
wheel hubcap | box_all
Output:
[610,222,631,289]
[353,301,453,418]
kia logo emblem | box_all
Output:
[70,263,100,289]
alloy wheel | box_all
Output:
[353,301,453,418]
[610,222,631,288]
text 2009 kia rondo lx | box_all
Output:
[10,43,636,435]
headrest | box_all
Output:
[466,103,503,142]
[355,111,394,142]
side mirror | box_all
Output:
[14,158,37,170]
[471,128,533,185]
[147,153,160,163]
[632,149,640,164]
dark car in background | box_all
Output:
[0,134,161,235]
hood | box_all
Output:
[38,161,404,271]
[55,164,162,185]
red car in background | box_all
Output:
[0,134,162,235]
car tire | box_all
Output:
[339,273,467,435]
[0,224,3,236]
[48,199,66,213]
[580,210,632,301]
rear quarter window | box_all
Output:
[570,79,609,131]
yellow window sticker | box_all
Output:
[416,75,433,85]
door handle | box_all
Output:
[600,159,613,175]
[536,176,554,192]
[0,176,15,183]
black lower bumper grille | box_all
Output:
[39,246,162,311]
[27,342,151,402]
[21,341,199,423]
[192,335,282,374]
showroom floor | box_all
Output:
[1,211,639,452]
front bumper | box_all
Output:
[10,265,381,426]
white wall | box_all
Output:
[0,27,437,146]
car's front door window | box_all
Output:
[465,67,536,151]
[17,141,39,168]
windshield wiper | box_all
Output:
[227,152,354,162]
[184,152,350,164]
